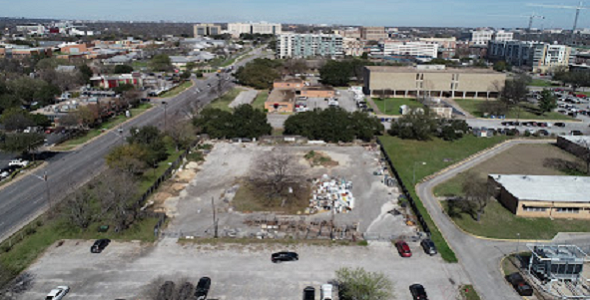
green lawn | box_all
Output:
[372,98,424,115]
[54,103,152,150]
[443,200,590,240]
[206,88,243,112]
[379,135,509,262]
[251,90,268,111]
[132,60,149,71]
[460,285,481,300]
[158,81,193,98]
[529,79,554,87]
[454,99,573,120]
[0,143,182,277]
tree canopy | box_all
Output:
[336,267,395,300]
[114,64,134,74]
[193,104,272,139]
[538,89,557,115]
[234,59,282,89]
[388,108,468,141]
[149,54,173,72]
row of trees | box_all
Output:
[284,107,384,142]
[553,69,590,92]
[193,105,272,139]
[387,108,469,141]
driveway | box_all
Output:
[415,139,590,300]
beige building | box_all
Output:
[193,23,221,37]
[363,65,506,99]
[227,22,282,37]
[489,174,590,219]
[343,38,365,56]
[265,88,295,113]
[334,28,361,39]
[360,26,388,41]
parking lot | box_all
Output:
[302,90,358,113]
[19,239,468,300]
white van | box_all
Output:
[321,284,333,300]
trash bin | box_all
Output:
[98,225,109,232]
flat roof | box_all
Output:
[267,89,296,103]
[490,174,590,203]
[559,135,590,145]
[365,66,500,74]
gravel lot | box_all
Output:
[19,239,469,300]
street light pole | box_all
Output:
[412,161,427,185]
[516,232,521,253]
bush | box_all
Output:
[357,240,369,246]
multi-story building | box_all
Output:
[343,38,365,56]
[193,23,222,37]
[381,41,438,58]
[488,40,571,73]
[360,26,388,41]
[493,30,513,42]
[227,22,282,37]
[363,65,506,99]
[418,37,457,59]
[334,28,361,39]
[471,29,494,45]
[276,34,343,58]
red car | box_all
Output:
[395,240,412,257]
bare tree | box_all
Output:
[95,170,139,231]
[250,151,304,207]
[63,186,94,229]
[165,117,196,151]
[461,172,490,222]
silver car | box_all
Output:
[46,286,70,300]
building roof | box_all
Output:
[490,174,590,203]
[267,89,296,103]
[303,85,334,91]
[560,135,590,146]
[55,65,76,72]
[365,66,499,74]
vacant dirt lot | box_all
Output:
[434,143,585,196]
[18,239,469,300]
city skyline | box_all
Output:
[2,0,589,29]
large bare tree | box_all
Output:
[461,172,490,222]
[63,186,94,229]
[95,170,139,231]
[250,151,304,207]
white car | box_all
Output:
[0,171,9,179]
[321,284,333,300]
[8,159,29,168]
[46,286,69,300]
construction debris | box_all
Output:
[309,174,355,214]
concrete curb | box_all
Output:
[0,161,48,193]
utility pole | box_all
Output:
[211,197,218,238]
[43,171,52,213]
[330,198,336,240]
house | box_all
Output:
[55,65,77,72]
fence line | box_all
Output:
[375,138,431,236]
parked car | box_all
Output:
[320,284,333,300]
[271,251,299,263]
[303,286,315,300]
[46,286,70,300]
[537,129,549,136]
[505,273,533,296]
[90,239,111,253]
[8,159,29,168]
[395,240,412,257]
[571,130,583,136]
[554,122,566,127]
[0,171,9,179]
[409,284,428,300]
[194,277,211,300]
[420,238,437,255]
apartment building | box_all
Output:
[419,37,457,59]
[360,26,388,41]
[493,30,513,42]
[363,65,506,99]
[381,41,438,58]
[193,23,222,37]
[488,40,571,73]
[276,34,343,58]
[471,29,494,45]
[334,28,361,39]
[227,22,282,37]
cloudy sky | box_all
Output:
[1,0,588,29]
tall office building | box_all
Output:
[193,23,222,37]
[276,34,343,58]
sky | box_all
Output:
[1,0,589,29]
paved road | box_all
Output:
[415,139,590,300]
[0,49,266,242]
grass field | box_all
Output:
[251,90,268,111]
[379,135,509,262]
[434,143,585,197]
[158,81,193,98]
[443,200,590,239]
[530,79,555,87]
[459,285,481,300]
[206,88,243,112]
[454,99,573,120]
[132,60,149,71]
[0,143,182,277]
[54,103,152,151]
[372,98,423,115]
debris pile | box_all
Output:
[309,174,355,214]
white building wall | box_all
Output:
[471,30,494,45]
[382,42,438,58]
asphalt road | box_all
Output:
[415,139,590,300]
[0,48,266,242]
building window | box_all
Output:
[523,206,547,212]
[556,207,580,213]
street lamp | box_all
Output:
[516,232,521,253]
[412,161,427,185]
[162,101,168,131]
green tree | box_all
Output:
[493,61,507,72]
[34,83,61,106]
[105,143,150,175]
[193,105,271,139]
[336,267,395,300]
[180,70,191,80]
[35,57,69,70]
[78,64,93,84]
[388,108,436,141]
[234,58,282,89]
[0,108,35,131]
[0,132,45,155]
[114,64,134,74]
[149,54,172,72]
[127,125,168,165]
[461,172,490,222]
[361,52,369,60]
[553,70,590,92]
[538,89,557,115]
[319,60,352,86]
[113,83,135,94]
[185,62,196,71]
[500,75,530,119]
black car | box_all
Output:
[571,130,583,136]
[420,239,437,256]
[554,122,566,127]
[303,286,315,300]
[90,239,111,253]
[271,251,299,263]
[409,284,428,300]
[194,277,211,300]
[505,273,533,296]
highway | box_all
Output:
[0,48,266,242]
